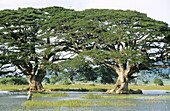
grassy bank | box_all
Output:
[0,84,170,91]
[44,84,170,92]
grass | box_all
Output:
[33,93,69,97]
[129,85,170,91]
[155,95,170,99]
[23,99,137,108]
[0,85,28,91]
[98,101,136,107]
[142,100,161,103]
[81,93,148,99]
[24,100,94,107]
[81,93,103,99]
[0,84,170,91]
[81,93,170,100]
[42,84,170,92]
[103,95,147,99]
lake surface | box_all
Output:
[0,90,170,111]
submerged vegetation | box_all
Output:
[24,100,94,107]
[24,99,137,108]
[33,93,69,97]
[82,93,103,99]
[98,101,136,107]
[81,93,170,100]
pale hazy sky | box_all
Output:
[0,0,169,25]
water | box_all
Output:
[0,90,170,111]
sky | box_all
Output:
[0,0,170,25]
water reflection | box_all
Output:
[142,90,170,95]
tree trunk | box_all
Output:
[26,74,45,92]
[106,73,142,94]
[68,77,73,84]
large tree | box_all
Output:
[0,7,169,93]
[0,7,75,91]
[59,9,169,94]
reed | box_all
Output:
[81,93,147,99]
[81,93,102,99]
[98,101,136,107]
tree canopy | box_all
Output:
[0,6,169,93]
[50,9,169,93]
[0,7,76,90]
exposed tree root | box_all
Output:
[105,88,143,94]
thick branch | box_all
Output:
[152,65,170,68]
[105,63,120,75]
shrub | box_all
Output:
[49,77,56,85]
[0,78,7,84]
[89,83,95,86]
[59,78,71,85]
[143,80,149,84]
[0,77,28,85]
[153,78,164,86]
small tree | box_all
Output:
[153,78,164,86]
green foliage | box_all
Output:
[0,77,28,85]
[59,78,72,85]
[153,78,164,86]
[49,77,56,85]
[143,80,149,84]
[49,74,57,85]
[93,65,117,84]
[58,58,98,82]
[89,83,95,86]
[0,6,169,90]
[0,7,75,89]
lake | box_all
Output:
[0,90,170,111]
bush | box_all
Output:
[49,77,56,85]
[89,83,95,86]
[0,77,29,85]
[59,78,71,85]
[153,78,164,86]
[0,78,7,84]
[143,80,149,84]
